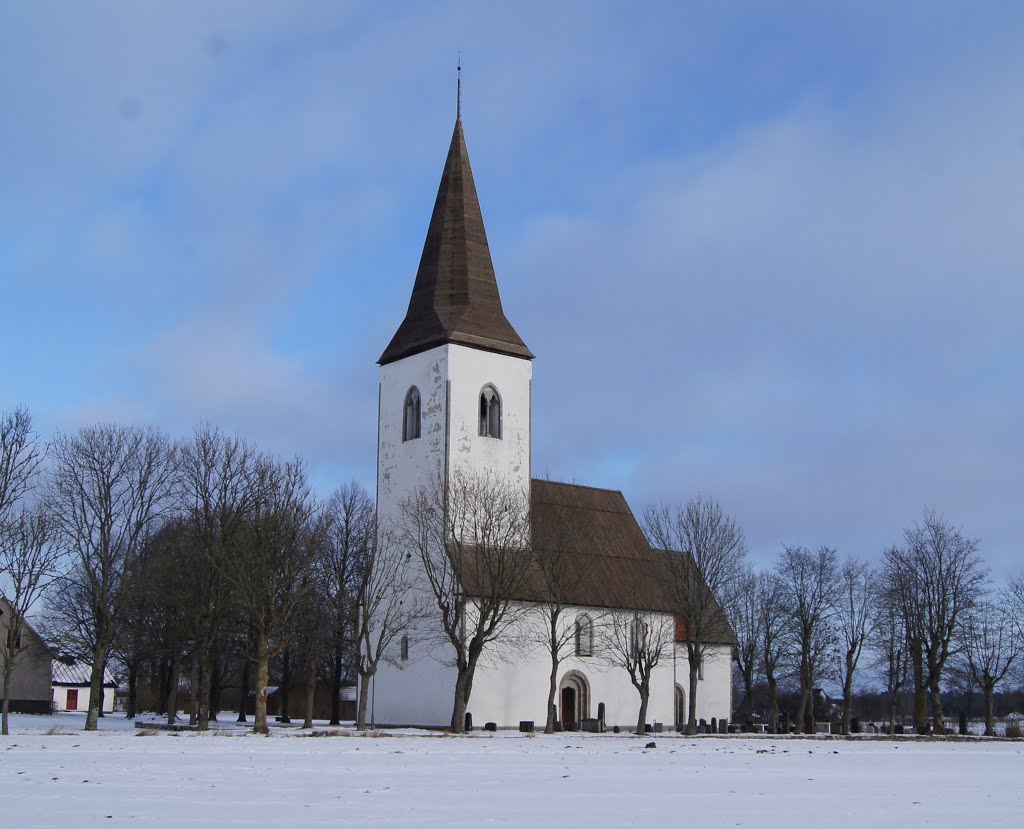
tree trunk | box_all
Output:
[635,684,650,736]
[279,648,291,724]
[329,643,342,726]
[766,674,779,733]
[188,654,199,725]
[254,632,270,735]
[983,682,995,737]
[743,670,754,723]
[545,646,558,734]
[911,641,926,732]
[2,661,12,736]
[237,657,250,723]
[357,669,372,730]
[929,680,944,734]
[451,666,473,733]
[125,660,138,719]
[210,655,222,722]
[165,650,181,727]
[85,643,108,731]
[303,653,316,729]
[842,655,855,736]
[198,646,213,731]
[686,656,699,735]
[157,657,170,716]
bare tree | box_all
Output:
[399,467,531,733]
[177,426,257,730]
[758,572,786,732]
[0,407,45,525]
[833,558,876,734]
[883,511,986,732]
[644,496,747,735]
[218,456,318,734]
[881,544,927,731]
[1,508,61,734]
[729,567,762,724]
[778,545,838,733]
[47,425,177,731]
[602,606,673,735]
[321,483,373,726]
[963,589,1020,736]
[354,521,425,730]
[872,586,909,733]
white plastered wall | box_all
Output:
[373,343,533,727]
[455,604,733,730]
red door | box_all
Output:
[66,689,79,711]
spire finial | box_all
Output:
[457,52,462,121]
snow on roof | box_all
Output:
[51,659,117,687]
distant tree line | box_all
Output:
[729,513,1024,736]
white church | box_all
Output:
[371,106,734,731]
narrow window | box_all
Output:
[402,387,421,442]
[478,384,502,439]
[400,634,410,661]
[697,653,704,681]
[575,615,593,657]
[630,619,648,659]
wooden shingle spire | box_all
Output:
[379,107,533,365]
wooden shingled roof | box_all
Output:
[379,117,533,365]
[459,480,737,645]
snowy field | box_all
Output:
[2,713,1022,828]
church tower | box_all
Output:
[376,109,533,534]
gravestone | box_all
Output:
[464,712,472,732]
[484,721,497,732]
[519,721,534,733]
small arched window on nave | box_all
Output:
[478,384,502,439]
[575,614,593,657]
[403,386,421,442]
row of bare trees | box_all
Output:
[730,511,1022,736]
[0,408,423,734]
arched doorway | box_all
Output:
[675,684,686,731]
[559,670,590,729]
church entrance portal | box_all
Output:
[559,670,590,730]
[675,684,686,731]
[560,686,576,728]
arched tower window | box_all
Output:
[574,614,593,657]
[478,384,502,439]
[403,387,421,442]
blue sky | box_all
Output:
[2,2,1022,575]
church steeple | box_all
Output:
[379,113,533,365]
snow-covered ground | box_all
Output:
[2,713,1021,828]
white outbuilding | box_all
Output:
[51,658,117,715]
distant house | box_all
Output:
[51,658,117,714]
[0,595,52,714]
